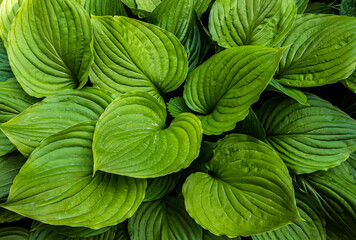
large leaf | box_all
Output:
[0,39,13,81]
[295,0,309,13]
[144,172,181,202]
[0,227,29,240]
[93,91,203,178]
[7,0,94,97]
[1,88,113,157]
[128,196,202,240]
[183,46,284,135]
[0,152,25,202]
[252,189,326,240]
[183,134,300,237]
[0,0,23,45]
[209,0,297,48]
[0,78,38,157]
[275,14,356,87]
[256,94,356,174]
[90,16,188,98]
[341,0,356,16]
[3,122,146,229]
[81,0,127,16]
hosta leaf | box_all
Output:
[305,2,333,14]
[144,172,181,202]
[1,87,113,157]
[167,97,190,118]
[203,230,240,240]
[0,208,23,223]
[128,196,202,240]
[90,16,188,98]
[342,71,356,93]
[183,46,284,135]
[256,94,356,174]
[136,0,161,12]
[183,134,300,237]
[8,0,94,97]
[81,0,127,16]
[29,228,66,240]
[114,224,129,240]
[252,189,326,240]
[194,0,213,17]
[0,78,38,157]
[235,108,266,141]
[93,91,203,178]
[0,227,29,240]
[121,0,136,9]
[297,162,356,239]
[0,152,25,202]
[0,0,23,45]
[3,122,146,229]
[295,0,309,13]
[341,0,356,16]
[34,223,111,238]
[209,0,297,48]
[275,14,356,87]
[267,79,309,106]
[345,152,356,180]
[0,40,13,81]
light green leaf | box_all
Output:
[183,134,300,237]
[183,46,284,135]
[7,0,94,97]
[256,94,356,174]
[235,108,266,141]
[0,39,14,81]
[93,91,203,178]
[0,227,29,240]
[267,79,309,106]
[3,122,146,229]
[81,0,127,16]
[1,88,113,157]
[136,0,161,12]
[295,0,309,13]
[252,189,326,240]
[167,97,190,118]
[144,172,181,202]
[121,0,136,9]
[0,152,25,202]
[90,16,188,99]
[128,197,202,240]
[194,0,213,17]
[341,0,356,16]
[0,78,38,157]
[342,71,356,93]
[275,14,356,87]
[0,0,24,45]
[209,0,297,48]
[203,230,240,240]
[0,208,24,223]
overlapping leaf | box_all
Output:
[0,40,13,81]
[0,208,24,223]
[203,230,240,240]
[341,0,356,16]
[342,71,356,93]
[93,91,203,178]
[3,122,146,229]
[1,87,113,157]
[128,197,202,240]
[81,0,127,16]
[90,16,188,98]
[275,14,356,87]
[209,0,297,48]
[267,79,309,106]
[0,227,29,239]
[183,46,284,135]
[257,94,356,174]
[0,0,24,45]
[7,0,94,97]
[144,172,181,202]
[194,0,213,17]
[183,134,300,237]
[295,0,309,13]
[136,0,161,12]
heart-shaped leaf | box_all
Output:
[209,0,297,48]
[257,94,356,174]
[183,134,300,237]
[81,0,127,16]
[93,91,203,178]
[183,46,284,135]
[1,88,113,157]
[3,122,146,229]
[128,197,202,240]
[0,0,24,45]
[7,0,94,97]
[275,14,356,87]
[0,227,29,240]
[90,16,188,99]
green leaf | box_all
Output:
[0,227,29,240]
[345,152,356,181]
[183,134,300,237]
[297,162,356,239]
[235,108,266,141]
[29,228,66,240]
[93,91,203,178]
[295,0,309,13]
[267,79,309,106]
[1,87,113,157]
[341,0,356,16]
[128,196,202,240]
[0,78,38,157]
[0,152,25,202]
[81,0,127,16]
[342,71,356,93]
[203,230,240,240]
[275,14,356,87]
[209,0,297,48]
[167,97,190,118]
[114,223,130,240]
[7,0,94,97]
[256,94,356,174]
[144,172,181,202]
[0,0,24,45]
[183,46,284,135]
[136,0,161,12]
[0,39,14,81]
[0,208,24,223]
[305,2,333,14]
[252,188,326,240]
[121,0,136,9]
[90,16,188,99]
[194,0,213,17]
[3,122,146,229]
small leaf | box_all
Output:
[341,0,356,16]
[0,227,29,240]
[257,94,356,174]
[128,197,202,240]
[93,91,203,178]
[167,97,190,117]
[267,79,309,106]
[183,134,300,237]
[235,108,266,141]
[144,172,181,202]
[81,0,127,16]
